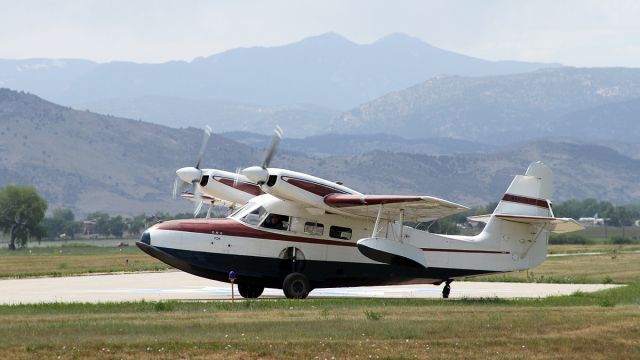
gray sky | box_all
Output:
[1,0,639,67]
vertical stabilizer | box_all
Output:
[493,161,553,218]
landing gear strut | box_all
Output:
[442,280,452,299]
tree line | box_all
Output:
[2,185,640,250]
[0,185,197,249]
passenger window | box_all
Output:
[304,222,324,236]
[329,226,352,240]
[240,206,267,226]
[261,213,290,231]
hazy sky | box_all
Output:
[1,0,639,67]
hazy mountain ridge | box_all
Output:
[77,96,339,138]
[0,33,557,112]
[2,89,639,216]
[0,89,262,215]
[334,68,640,143]
[222,131,497,157]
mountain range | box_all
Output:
[0,33,557,112]
[2,89,640,217]
[334,67,640,143]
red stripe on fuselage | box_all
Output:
[501,193,549,209]
[155,219,510,255]
[156,219,356,247]
[421,248,510,254]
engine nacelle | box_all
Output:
[200,169,263,205]
[256,168,360,212]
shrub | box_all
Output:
[608,236,640,245]
[549,234,593,245]
[363,310,384,321]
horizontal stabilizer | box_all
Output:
[468,214,584,234]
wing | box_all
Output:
[180,192,234,207]
[324,194,469,222]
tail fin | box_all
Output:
[493,161,553,217]
[468,162,583,269]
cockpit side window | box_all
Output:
[261,213,290,231]
[240,206,268,226]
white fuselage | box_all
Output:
[139,194,548,289]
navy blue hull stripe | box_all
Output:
[137,241,498,289]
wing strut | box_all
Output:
[399,209,405,242]
[372,204,384,238]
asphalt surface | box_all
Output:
[0,271,619,304]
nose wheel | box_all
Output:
[442,280,452,299]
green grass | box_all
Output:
[0,245,169,278]
[0,284,638,359]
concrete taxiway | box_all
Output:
[0,271,619,304]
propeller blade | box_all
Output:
[172,176,191,199]
[195,125,212,169]
[233,167,241,187]
[172,177,180,199]
[194,201,204,218]
[262,126,283,169]
[193,180,204,217]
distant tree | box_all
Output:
[43,208,78,239]
[127,214,146,236]
[0,185,48,250]
[86,211,111,236]
[108,216,126,238]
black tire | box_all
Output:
[282,272,310,299]
[238,283,264,299]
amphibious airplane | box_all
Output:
[137,127,584,299]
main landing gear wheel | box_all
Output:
[442,280,452,299]
[283,272,311,299]
[238,283,265,299]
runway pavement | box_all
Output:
[0,271,619,304]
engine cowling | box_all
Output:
[199,169,263,205]
[246,168,360,212]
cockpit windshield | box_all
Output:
[228,204,248,218]
[238,205,268,226]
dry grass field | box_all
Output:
[0,242,639,358]
[0,285,639,359]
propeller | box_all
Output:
[262,126,283,169]
[172,125,212,199]
[243,126,283,184]
[233,167,242,188]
